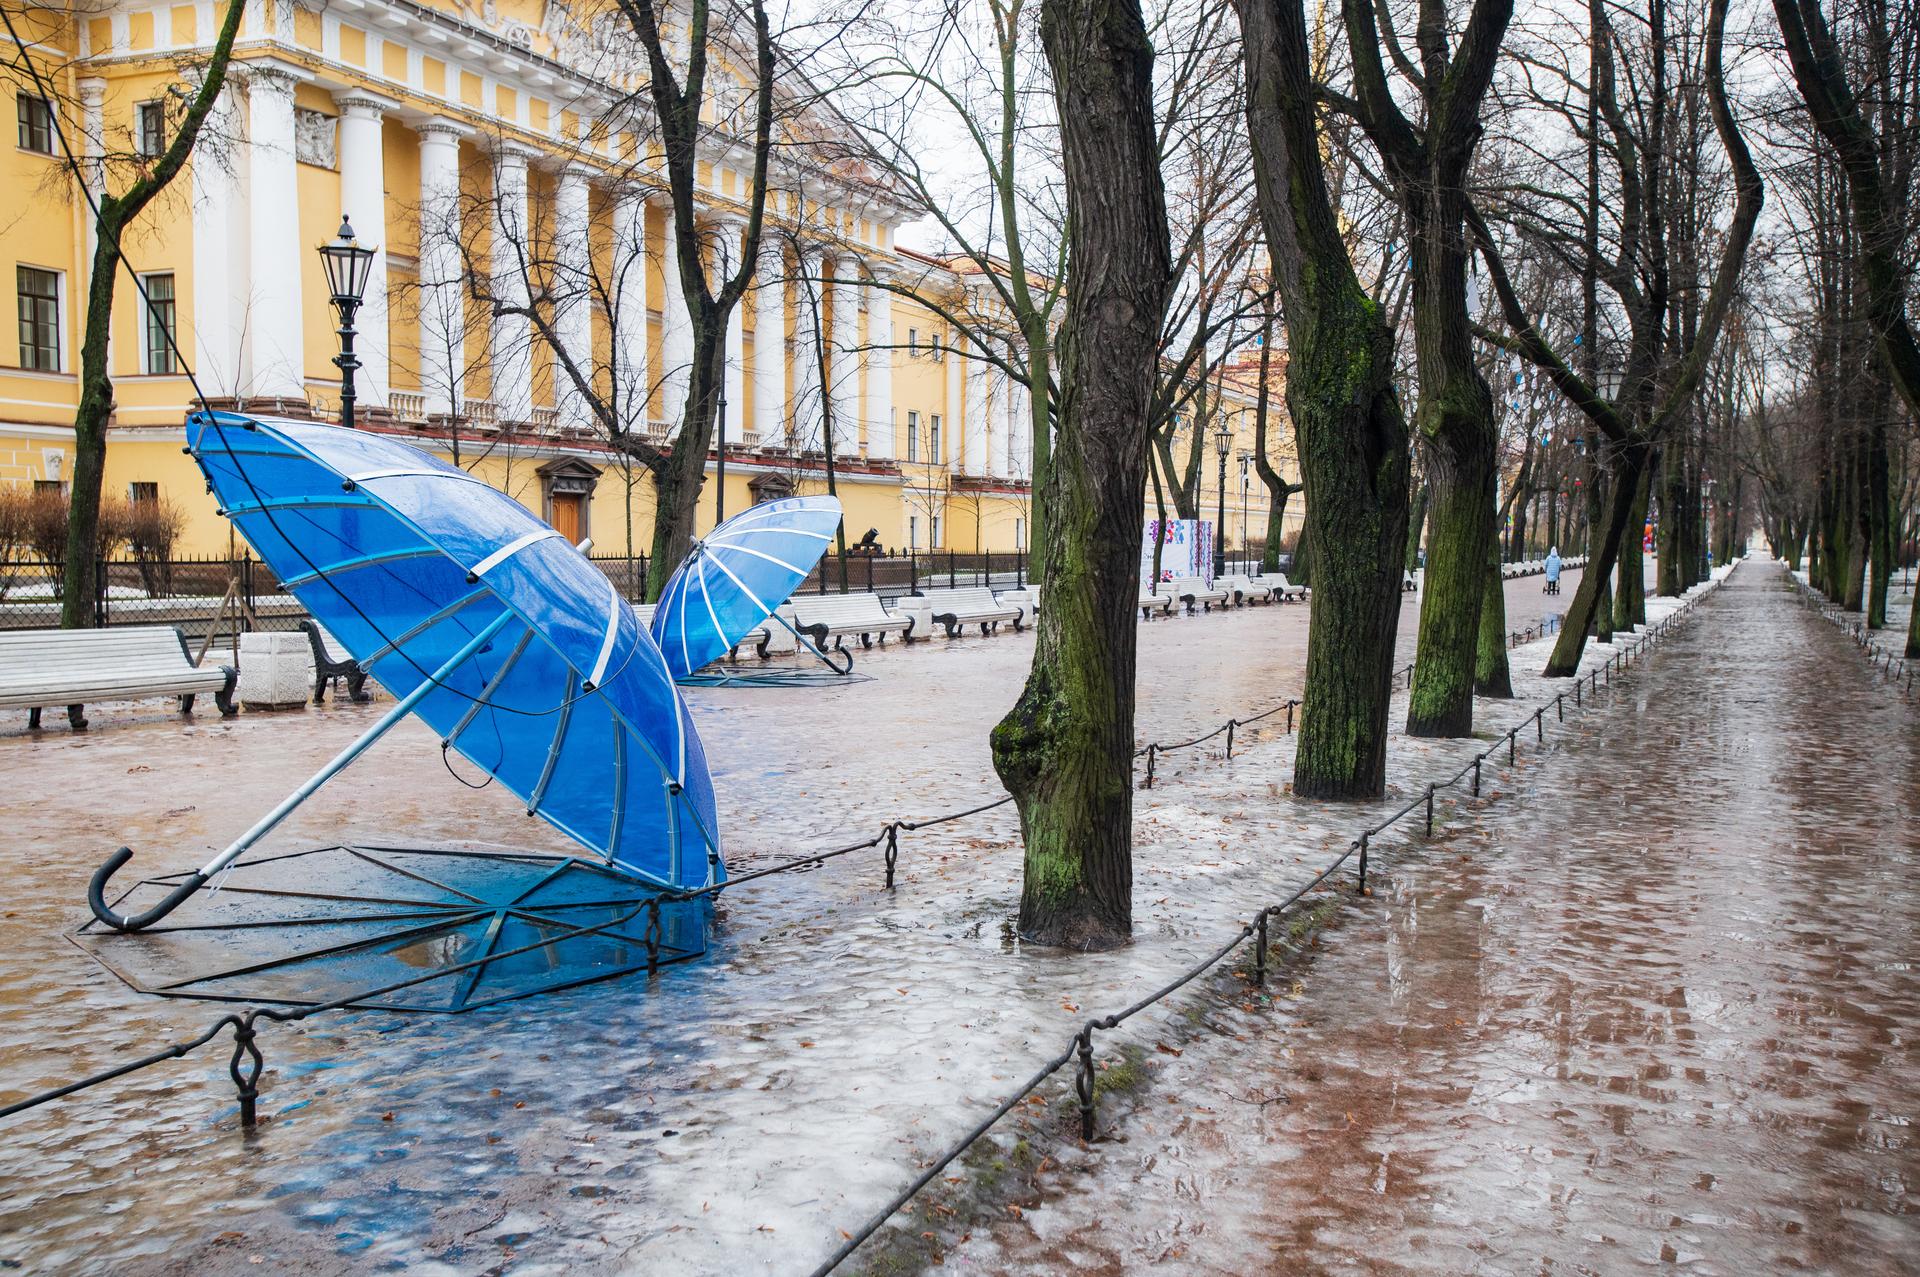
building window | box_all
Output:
[930,414,942,461]
[141,273,176,373]
[906,410,920,462]
[931,333,943,362]
[907,327,918,354]
[33,478,61,495]
[931,514,942,547]
[17,265,60,371]
[909,514,919,550]
[16,94,54,154]
[1014,517,1025,549]
[129,481,159,504]
[136,102,165,157]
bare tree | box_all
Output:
[1,0,246,627]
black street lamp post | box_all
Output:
[318,215,375,428]
[1213,422,1232,580]
[715,391,728,525]
[1238,448,1251,570]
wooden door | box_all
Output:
[550,493,583,543]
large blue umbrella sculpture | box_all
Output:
[79,413,722,1008]
[651,495,847,681]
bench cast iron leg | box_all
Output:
[179,694,196,715]
[27,707,40,730]
[215,673,238,717]
[68,704,88,730]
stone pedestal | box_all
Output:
[239,631,314,710]
[892,597,934,642]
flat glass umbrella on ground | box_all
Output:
[77,412,722,1009]
[651,495,853,684]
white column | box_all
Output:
[865,267,894,461]
[790,248,824,450]
[714,217,746,440]
[416,120,466,417]
[751,241,786,446]
[610,187,649,435]
[192,84,245,393]
[490,144,534,424]
[945,323,966,474]
[659,199,693,428]
[335,91,393,410]
[246,65,305,400]
[828,257,861,457]
[552,164,593,428]
[964,334,990,477]
[1003,362,1028,479]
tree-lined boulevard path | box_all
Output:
[960,558,1919,1274]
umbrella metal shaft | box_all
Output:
[198,609,519,878]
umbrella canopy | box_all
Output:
[188,411,721,891]
[651,495,843,678]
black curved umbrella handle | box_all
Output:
[820,644,854,676]
[88,847,208,932]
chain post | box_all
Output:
[1075,1027,1097,1141]
[1472,757,1482,797]
[1536,710,1544,742]
[1355,833,1369,894]
[1509,730,1516,765]
[1143,744,1157,789]
[1225,719,1236,759]
[1425,784,1435,836]
[883,824,900,889]
[1253,912,1268,986]
[644,898,663,974]
[1556,694,1564,722]
[1286,701,1295,733]
[228,1016,263,1128]
[1575,680,1582,708]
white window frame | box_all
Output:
[135,101,165,157]
[138,271,176,374]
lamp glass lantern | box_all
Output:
[317,215,376,427]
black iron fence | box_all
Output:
[0,556,299,644]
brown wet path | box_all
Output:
[962,559,1919,1275]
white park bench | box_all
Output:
[0,625,237,730]
[791,592,915,649]
[1138,589,1174,619]
[920,586,1023,638]
[1249,571,1307,602]
[1403,570,1419,592]
[1170,576,1229,614]
[1215,573,1274,606]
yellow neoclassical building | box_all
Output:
[1,0,1294,571]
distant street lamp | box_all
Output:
[1213,422,1232,579]
[318,214,375,428]
[1238,448,1252,570]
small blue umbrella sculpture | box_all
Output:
[87,412,724,942]
[650,495,844,679]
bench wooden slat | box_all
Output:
[0,625,237,728]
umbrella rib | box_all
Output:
[349,465,496,488]
[608,723,628,858]
[710,542,813,576]
[358,588,492,666]
[450,909,512,1012]
[445,623,534,748]
[696,556,732,657]
[528,669,578,814]
[702,552,773,617]
[282,545,441,589]
[711,501,815,533]
[587,577,621,689]
[470,528,563,577]
[346,847,492,904]
[501,857,582,907]
[225,495,381,516]
[707,528,834,547]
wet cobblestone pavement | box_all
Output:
[0,566,1611,1275]
[956,559,1918,1275]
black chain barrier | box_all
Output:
[807,576,1721,1277]
[1788,573,1918,699]
[0,590,1592,1166]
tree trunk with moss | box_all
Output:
[1615,455,1652,629]
[1239,0,1411,798]
[1546,444,1650,675]
[1405,482,1429,574]
[1474,536,1512,696]
[991,0,1170,949]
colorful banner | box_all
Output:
[1141,518,1213,585]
